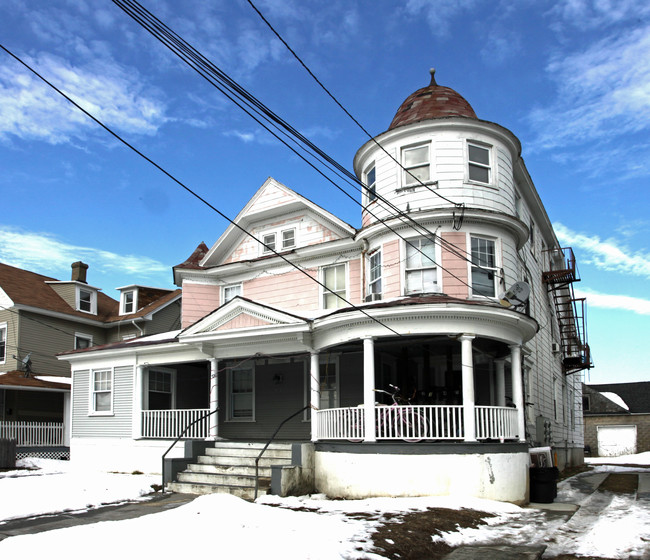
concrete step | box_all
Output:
[197,454,291,467]
[178,471,269,488]
[205,446,292,460]
[187,463,273,477]
[167,481,269,500]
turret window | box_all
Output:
[367,250,382,301]
[470,236,498,297]
[365,165,377,203]
[405,238,438,294]
[402,144,430,186]
[468,142,491,184]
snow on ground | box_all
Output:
[0,454,649,559]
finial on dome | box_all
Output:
[429,68,437,86]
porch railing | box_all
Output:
[316,405,517,442]
[142,408,210,439]
[0,421,64,446]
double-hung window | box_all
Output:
[148,369,173,410]
[223,284,242,303]
[282,228,295,249]
[121,290,136,314]
[405,238,438,294]
[319,358,339,409]
[78,288,96,314]
[0,323,6,363]
[262,233,276,253]
[468,142,491,184]
[368,250,382,300]
[365,164,377,203]
[402,144,430,186]
[92,369,112,414]
[470,236,498,297]
[323,264,346,309]
[229,365,254,420]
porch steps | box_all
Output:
[167,441,293,500]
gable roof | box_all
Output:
[587,382,650,414]
[199,177,356,268]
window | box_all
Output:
[91,369,112,414]
[223,284,242,303]
[77,288,96,313]
[319,359,339,409]
[282,228,296,249]
[365,164,377,203]
[529,220,536,255]
[75,333,92,350]
[0,323,6,363]
[402,144,430,186]
[148,369,173,410]
[405,238,438,294]
[471,236,498,297]
[368,250,382,300]
[262,233,276,253]
[323,264,346,309]
[468,142,491,183]
[229,365,254,420]
[121,290,136,314]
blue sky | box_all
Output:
[0,0,649,384]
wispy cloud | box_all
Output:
[0,227,168,283]
[575,287,650,316]
[0,51,168,145]
[404,0,478,37]
[554,223,650,278]
[550,0,650,31]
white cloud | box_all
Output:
[405,0,478,36]
[575,287,650,315]
[0,227,168,282]
[554,223,650,278]
[0,51,168,145]
[550,0,650,30]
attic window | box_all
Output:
[77,287,96,314]
[282,228,296,249]
[121,290,136,315]
[262,233,276,253]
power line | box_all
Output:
[0,43,402,338]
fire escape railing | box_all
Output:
[542,247,592,375]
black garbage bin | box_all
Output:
[529,466,559,503]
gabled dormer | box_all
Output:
[117,285,176,316]
[46,261,100,315]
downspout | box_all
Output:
[131,320,144,337]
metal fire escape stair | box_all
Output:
[542,247,592,375]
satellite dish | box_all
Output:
[499,282,530,308]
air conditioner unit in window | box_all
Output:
[551,342,561,353]
[365,293,382,302]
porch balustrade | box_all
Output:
[0,421,64,446]
[315,405,518,442]
[141,408,210,439]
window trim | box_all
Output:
[227,363,255,422]
[223,283,242,304]
[318,354,340,410]
[321,263,347,309]
[401,143,431,187]
[364,163,377,204]
[403,237,440,295]
[77,287,97,314]
[466,141,492,185]
[0,322,6,364]
[89,368,113,416]
[120,289,137,315]
[145,367,176,410]
[281,228,296,250]
[74,332,93,350]
[367,249,382,301]
[262,232,277,254]
[260,226,299,255]
[469,235,499,299]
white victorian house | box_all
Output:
[60,71,590,504]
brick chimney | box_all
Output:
[71,261,88,283]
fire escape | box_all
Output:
[542,247,593,375]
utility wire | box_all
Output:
[112,0,491,293]
[0,43,401,337]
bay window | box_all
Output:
[405,238,438,294]
[367,250,382,301]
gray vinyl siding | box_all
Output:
[145,301,182,336]
[48,284,77,309]
[72,365,134,438]
[0,308,18,370]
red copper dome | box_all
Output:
[388,69,477,130]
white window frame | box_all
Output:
[322,263,347,309]
[404,237,439,295]
[401,143,430,187]
[367,249,382,301]
[318,355,340,410]
[227,364,255,421]
[75,332,93,350]
[223,283,242,304]
[262,232,276,254]
[0,322,6,364]
[120,289,137,315]
[467,141,492,185]
[145,367,176,410]
[365,163,377,203]
[260,225,299,255]
[77,287,97,314]
[281,228,296,250]
[470,235,499,298]
[90,368,113,416]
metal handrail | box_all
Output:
[254,405,308,500]
[161,408,218,492]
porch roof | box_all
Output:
[0,371,70,392]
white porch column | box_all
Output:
[460,335,476,442]
[209,358,219,440]
[363,336,376,443]
[495,359,506,407]
[63,391,71,446]
[510,344,526,442]
[132,365,144,439]
[310,352,320,442]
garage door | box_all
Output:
[597,425,637,457]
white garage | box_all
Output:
[597,425,637,457]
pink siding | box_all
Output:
[382,239,401,298]
[441,232,469,299]
[217,313,270,331]
[348,258,361,305]
[182,282,220,328]
[244,269,319,312]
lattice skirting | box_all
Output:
[17,447,70,461]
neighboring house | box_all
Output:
[0,261,181,456]
[583,382,650,457]
[59,71,591,504]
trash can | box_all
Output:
[529,466,559,503]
